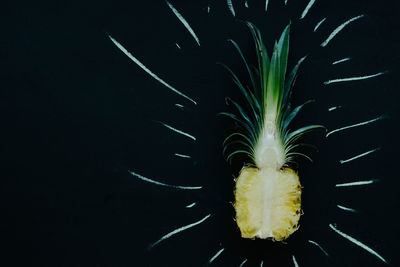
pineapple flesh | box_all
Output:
[222,22,323,241]
[235,167,301,241]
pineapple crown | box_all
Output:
[220,21,325,168]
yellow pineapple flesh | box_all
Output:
[235,167,301,241]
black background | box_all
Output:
[1,0,399,266]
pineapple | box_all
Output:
[221,22,324,241]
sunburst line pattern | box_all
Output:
[326,115,384,137]
[314,17,326,32]
[300,0,317,19]
[166,1,201,46]
[328,105,341,111]
[185,202,196,208]
[129,170,202,190]
[337,204,358,213]
[324,71,386,85]
[158,121,197,141]
[292,255,299,267]
[239,258,248,267]
[108,35,197,104]
[321,15,364,47]
[150,214,212,248]
[335,179,377,187]
[174,153,192,158]
[227,0,236,16]
[329,224,387,263]
[339,148,380,164]
[332,57,351,65]
[208,248,225,264]
[308,240,329,256]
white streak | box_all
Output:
[175,43,181,49]
[186,202,196,208]
[174,153,191,158]
[159,122,196,141]
[292,255,299,267]
[245,1,249,8]
[308,240,329,256]
[337,205,358,213]
[340,148,379,164]
[207,6,210,13]
[335,179,377,187]
[265,0,269,11]
[150,214,211,248]
[321,15,364,47]
[332,57,351,65]
[300,0,316,19]
[209,248,224,264]
[324,72,386,85]
[285,0,288,5]
[108,35,196,105]
[239,259,248,267]
[260,260,263,267]
[329,224,387,263]
[166,1,201,46]
[326,116,384,137]
[328,105,341,111]
[314,17,326,32]
[227,0,235,16]
[129,170,202,190]
[175,103,184,108]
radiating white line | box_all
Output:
[332,57,351,65]
[150,214,211,248]
[174,153,191,158]
[129,170,202,190]
[260,260,264,267]
[285,0,288,5]
[326,116,384,137]
[265,0,269,11]
[245,1,249,8]
[335,179,377,187]
[175,103,184,108]
[175,43,181,49]
[166,1,200,46]
[209,248,225,264]
[308,240,329,256]
[329,224,387,263]
[239,259,248,267]
[292,255,299,267]
[300,0,316,19]
[207,6,210,13]
[328,105,341,111]
[340,148,379,164]
[108,35,196,105]
[324,72,386,85]
[337,205,358,213]
[314,17,326,32]
[227,0,235,16]
[159,122,197,141]
[321,15,364,47]
[186,202,196,208]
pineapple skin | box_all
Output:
[234,166,301,241]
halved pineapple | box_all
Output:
[235,167,301,241]
[221,22,323,241]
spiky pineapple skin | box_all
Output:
[234,166,301,241]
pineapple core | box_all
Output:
[234,167,301,241]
